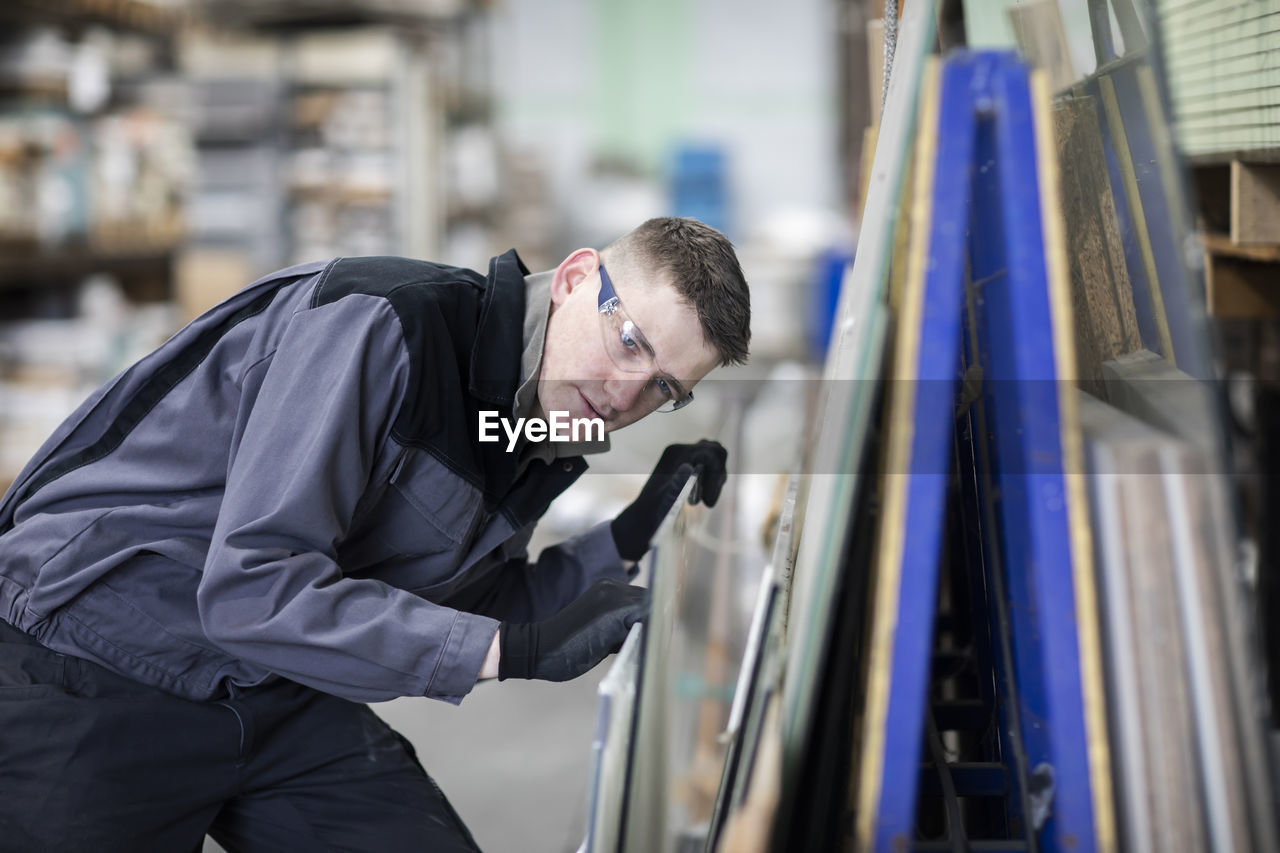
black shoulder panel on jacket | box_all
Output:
[309,256,486,308]
[311,257,487,470]
[307,255,545,503]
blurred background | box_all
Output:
[3,0,1280,851]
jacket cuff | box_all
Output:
[425,611,500,704]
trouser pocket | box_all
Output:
[0,620,70,699]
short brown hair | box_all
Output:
[602,217,751,366]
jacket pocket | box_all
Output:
[374,449,483,558]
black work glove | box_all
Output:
[610,439,728,562]
[498,578,650,682]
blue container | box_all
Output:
[669,143,729,237]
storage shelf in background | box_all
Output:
[196,0,474,31]
[1188,149,1280,167]
[1202,233,1280,264]
[0,77,70,102]
[287,184,394,204]
[1201,233,1280,319]
[0,243,176,292]
[0,0,185,36]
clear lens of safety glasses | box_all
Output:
[597,266,694,414]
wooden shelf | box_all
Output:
[1202,233,1280,264]
[0,243,175,292]
[0,0,184,36]
[287,184,393,204]
[196,0,473,31]
[1188,149,1280,167]
[0,77,70,102]
[1201,233,1280,319]
[1193,160,1280,245]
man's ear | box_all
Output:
[550,248,600,307]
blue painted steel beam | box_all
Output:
[869,52,979,851]
[968,54,1102,852]
[869,49,1108,853]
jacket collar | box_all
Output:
[469,249,530,406]
[465,249,590,509]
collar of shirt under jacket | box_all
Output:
[512,270,610,471]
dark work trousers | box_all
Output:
[0,620,483,853]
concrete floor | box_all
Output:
[373,667,610,853]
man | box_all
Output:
[0,217,750,851]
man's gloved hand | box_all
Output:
[610,439,728,562]
[498,578,650,682]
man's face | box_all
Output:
[536,248,719,433]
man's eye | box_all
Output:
[619,328,640,350]
[655,377,674,399]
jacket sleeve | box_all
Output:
[450,520,634,623]
[197,294,499,704]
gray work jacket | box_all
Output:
[0,252,627,704]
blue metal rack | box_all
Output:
[857,50,1116,853]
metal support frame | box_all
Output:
[860,50,1116,853]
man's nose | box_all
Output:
[603,373,647,414]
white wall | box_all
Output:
[488,0,841,251]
